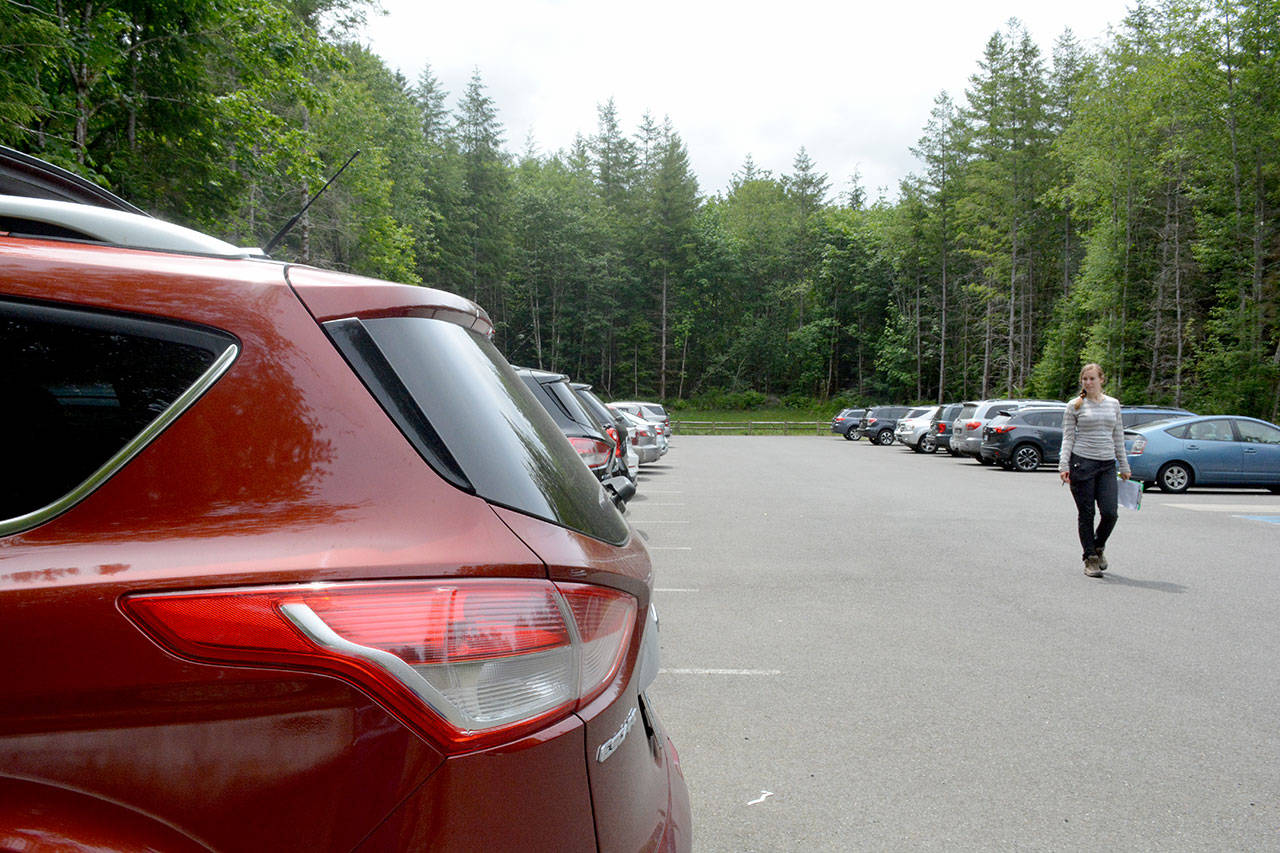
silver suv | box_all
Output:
[951,398,1062,462]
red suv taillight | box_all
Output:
[937,423,948,433]
[123,580,636,753]
[569,436,613,469]
[991,425,1016,434]
[965,420,981,430]
[605,425,623,453]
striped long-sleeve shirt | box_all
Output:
[1059,395,1130,475]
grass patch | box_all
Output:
[670,407,836,435]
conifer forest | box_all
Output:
[4,0,1278,418]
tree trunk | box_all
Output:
[659,267,668,400]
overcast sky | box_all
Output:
[360,0,1131,201]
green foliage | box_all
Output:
[2,0,1276,419]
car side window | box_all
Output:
[1187,419,1233,442]
[1233,420,1280,445]
[1,299,237,528]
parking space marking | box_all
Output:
[631,520,689,524]
[1168,503,1280,512]
[660,668,783,676]
[1237,515,1280,524]
[655,587,699,592]
[648,546,692,551]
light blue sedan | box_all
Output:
[1125,415,1280,493]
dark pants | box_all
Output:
[1068,454,1118,560]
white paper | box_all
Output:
[1117,477,1142,510]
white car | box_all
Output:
[611,402,670,455]
[611,408,663,464]
[894,405,942,453]
[612,401,669,431]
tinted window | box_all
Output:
[576,387,618,430]
[1233,420,1280,445]
[1,299,237,527]
[1125,411,1166,428]
[548,380,601,433]
[328,317,629,545]
[1187,419,1234,442]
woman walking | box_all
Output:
[1059,363,1131,577]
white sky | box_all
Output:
[360,0,1130,201]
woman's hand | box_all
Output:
[1060,471,1070,484]
[1120,471,1131,481]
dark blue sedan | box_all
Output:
[1125,415,1280,493]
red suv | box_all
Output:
[0,148,689,852]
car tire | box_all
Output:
[875,429,894,446]
[1012,444,1042,472]
[921,435,938,454]
[1157,461,1192,493]
[843,428,860,441]
[911,437,924,453]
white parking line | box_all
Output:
[648,546,693,551]
[1172,502,1280,507]
[632,520,689,524]
[661,668,782,676]
[654,587,699,593]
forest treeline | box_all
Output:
[3,0,1277,417]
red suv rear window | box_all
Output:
[326,316,629,545]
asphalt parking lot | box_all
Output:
[636,436,1280,852]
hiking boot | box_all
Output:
[1083,554,1103,577]
[1096,548,1108,571]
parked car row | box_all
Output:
[0,147,690,850]
[840,392,1280,494]
[608,400,672,469]
[829,407,866,440]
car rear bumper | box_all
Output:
[635,444,662,464]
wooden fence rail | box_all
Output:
[671,420,830,436]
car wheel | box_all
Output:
[876,429,894,446]
[1157,461,1192,493]
[843,428,859,441]
[921,435,938,454]
[911,437,924,453]
[1012,444,1042,472]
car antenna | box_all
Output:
[263,149,361,256]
